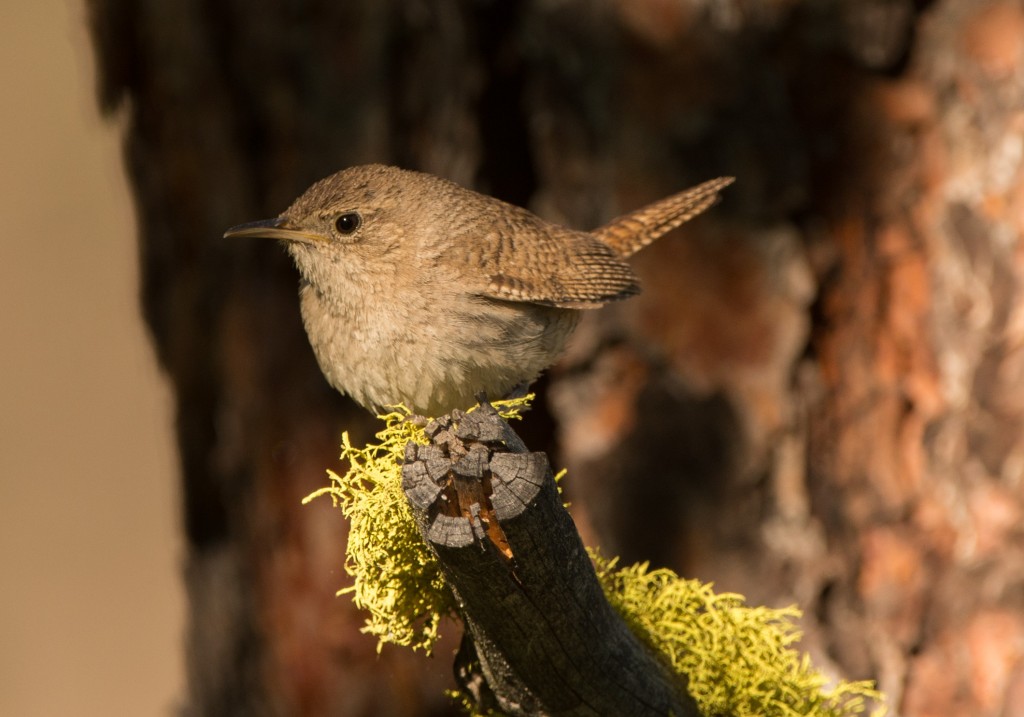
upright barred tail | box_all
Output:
[593,176,735,258]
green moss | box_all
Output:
[305,399,885,716]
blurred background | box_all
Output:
[5,0,1024,716]
[0,2,183,716]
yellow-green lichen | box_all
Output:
[302,397,533,653]
[303,406,448,652]
[591,553,885,717]
[305,398,885,716]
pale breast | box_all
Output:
[299,282,579,416]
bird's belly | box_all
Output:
[301,290,578,416]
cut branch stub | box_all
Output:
[401,402,700,717]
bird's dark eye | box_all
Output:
[334,212,361,235]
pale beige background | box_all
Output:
[1,1,184,715]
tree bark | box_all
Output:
[401,404,697,716]
[87,0,1024,715]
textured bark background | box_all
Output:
[88,0,1024,715]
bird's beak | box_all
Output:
[223,217,325,244]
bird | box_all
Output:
[225,164,733,417]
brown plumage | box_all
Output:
[225,165,732,416]
[594,176,735,258]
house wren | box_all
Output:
[225,165,732,416]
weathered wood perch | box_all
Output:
[401,402,701,717]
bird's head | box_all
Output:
[224,164,449,295]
